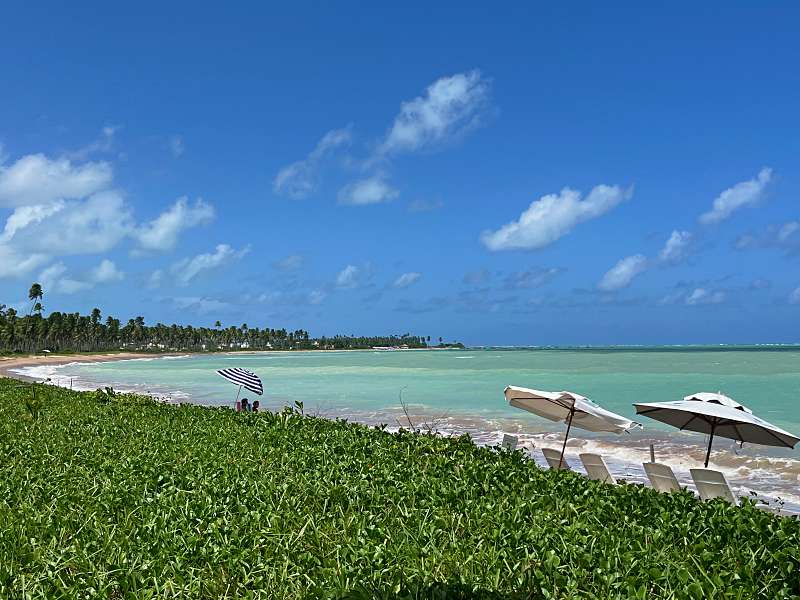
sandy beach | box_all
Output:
[0,353,182,382]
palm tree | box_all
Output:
[28,283,43,316]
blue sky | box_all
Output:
[1,3,799,345]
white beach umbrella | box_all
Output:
[634,392,800,467]
[504,385,641,468]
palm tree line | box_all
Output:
[0,283,431,353]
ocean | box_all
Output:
[17,347,800,509]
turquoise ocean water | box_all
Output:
[19,347,800,507]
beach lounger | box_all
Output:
[643,462,681,493]
[690,468,737,504]
[501,434,518,450]
[579,453,616,484]
[542,448,571,471]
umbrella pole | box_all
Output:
[234,385,242,410]
[558,409,574,470]
[704,421,716,468]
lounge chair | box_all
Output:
[690,468,737,504]
[644,462,681,493]
[579,453,616,484]
[501,434,518,450]
[542,447,571,471]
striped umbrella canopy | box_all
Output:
[217,367,263,396]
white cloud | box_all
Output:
[147,269,163,289]
[35,258,125,295]
[393,272,421,288]
[90,259,124,283]
[67,126,119,161]
[0,201,66,243]
[273,126,352,199]
[172,296,232,314]
[37,263,91,295]
[338,174,399,205]
[336,264,361,288]
[169,135,185,157]
[778,221,800,242]
[597,254,648,292]
[135,197,214,253]
[4,190,135,256]
[790,287,800,305]
[379,70,490,155]
[0,245,49,279]
[308,290,326,305]
[482,185,633,251]
[659,230,693,263]
[0,153,112,207]
[699,168,772,225]
[685,288,726,305]
[172,244,250,285]
[273,254,304,271]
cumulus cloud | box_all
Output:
[171,296,232,314]
[685,288,726,305]
[482,185,632,251]
[308,289,326,305]
[172,244,250,285]
[135,197,214,253]
[597,254,649,292]
[0,245,49,279]
[4,190,135,256]
[336,264,361,288]
[699,168,772,225]
[393,272,421,288]
[379,70,490,155]
[272,254,304,271]
[338,174,399,205]
[0,154,112,207]
[36,259,123,295]
[658,230,693,263]
[90,259,124,283]
[734,220,800,255]
[273,126,352,199]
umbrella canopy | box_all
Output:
[505,385,640,467]
[634,392,800,467]
[217,367,263,396]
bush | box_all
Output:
[0,378,798,598]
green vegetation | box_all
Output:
[1,283,436,353]
[1,379,798,598]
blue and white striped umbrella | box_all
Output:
[216,367,263,395]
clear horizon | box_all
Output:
[1,4,799,346]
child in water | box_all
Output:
[241,398,250,413]
[252,400,260,413]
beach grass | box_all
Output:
[1,379,798,598]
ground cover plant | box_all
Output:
[1,378,798,599]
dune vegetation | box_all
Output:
[1,378,798,599]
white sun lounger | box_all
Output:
[579,453,616,484]
[644,462,681,493]
[542,447,571,471]
[690,468,738,504]
[501,434,518,450]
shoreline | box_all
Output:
[0,352,187,382]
